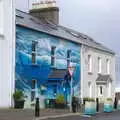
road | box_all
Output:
[47,111,120,120]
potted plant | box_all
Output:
[104,98,113,112]
[55,94,65,109]
[84,98,96,115]
[117,100,120,110]
[13,90,25,109]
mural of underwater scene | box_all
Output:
[16,26,81,107]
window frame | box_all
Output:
[51,46,56,67]
[98,57,102,74]
[100,86,103,95]
[31,41,37,64]
[106,59,110,74]
[88,54,92,73]
[89,82,92,97]
[67,49,71,67]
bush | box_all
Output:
[13,90,24,101]
[106,98,113,101]
[83,98,95,102]
[56,94,65,104]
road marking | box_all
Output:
[81,115,92,117]
[34,113,81,120]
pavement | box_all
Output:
[0,109,71,120]
[0,109,120,120]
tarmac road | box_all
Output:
[47,111,120,120]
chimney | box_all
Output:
[29,0,59,24]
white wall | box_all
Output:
[0,0,15,108]
[81,45,115,100]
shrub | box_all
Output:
[83,98,95,102]
[13,90,24,101]
[56,94,65,104]
[106,98,113,101]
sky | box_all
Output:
[15,0,120,87]
[15,0,120,54]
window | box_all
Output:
[31,79,37,101]
[100,86,103,95]
[89,82,92,97]
[67,50,71,67]
[31,79,37,89]
[88,55,92,73]
[31,41,37,64]
[0,0,3,35]
[98,57,102,73]
[108,82,111,97]
[106,59,110,74]
[51,46,56,67]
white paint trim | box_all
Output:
[89,82,92,98]
[0,0,4,35]
[80,45,84,100]
[10,0,15,107]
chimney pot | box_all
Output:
[30,0,59,24]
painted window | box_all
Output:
[106,59,110,74]
[98,57,102,73]
[0,0,3,35]
[67,50,71,67]
[51,46,56,67]
[31,79,37,101]
[88,55,92,73]
[32,41,37,64]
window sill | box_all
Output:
[88,72,93,75]
[0,33,4,39]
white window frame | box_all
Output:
[98,57,102,74]
[108,82,111,97]
[106,59,110,74]
[0,0,3,35]
[89,82,92,98]
[88,55,92,73]
[98,86,103,96]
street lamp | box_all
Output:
[68,63,76,112]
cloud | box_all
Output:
[15,0,120,53]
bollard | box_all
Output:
[114,97,117,109]
[96,98,99,112]
[72,97,77,113]
[35,98,40,117]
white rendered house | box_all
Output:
[0,0,15,107]
[81,45,115,102]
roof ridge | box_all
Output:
[16,9,29,14]
[16,9,115,54]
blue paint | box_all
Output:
[84,108,96,115]
[104,104,113,112]
[16,26,81,105]
[117,104,120,110]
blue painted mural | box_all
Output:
[16,26,81,107]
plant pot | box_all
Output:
[104,101,113,112]
[84,101,96,115]
[117,100,120,110]
[14,100,25,109]
[55,103,65,109]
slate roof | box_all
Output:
[16,9,115,54]
[48,69,67,80]
[96,74,112,82]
